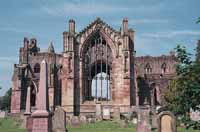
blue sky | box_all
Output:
[0,0,199,95]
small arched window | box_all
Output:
[34,63,40,73]
[145,63,152,74]
[161,63,167,73]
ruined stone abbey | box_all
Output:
[10,18,177,116]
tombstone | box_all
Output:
[113,107,120,121]
[130,112,138,124]
[132,117,138,124]
[136,107,151,132]
[103,106,111,120]
[190,108,200,121]
[87,117,96,123]
[157,111,176,132]
[66,116,71,126]
[95,103,102,120]
[0,111,7,118]
[79,115,87,124]
[71,116,80,127]
[24,86,32,131]
[151,111,158,129]
[127,106,135,120]
[31,60,51,132]
[52,106,66,132]
[120,120,128,128]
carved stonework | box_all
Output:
[10,17,177,118]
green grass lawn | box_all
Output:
[0,117,25,132]
[177,127,200,132]
[68,121,136,132]
[0,117,199,132]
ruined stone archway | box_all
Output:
[81,31,113,102]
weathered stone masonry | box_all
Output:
[10,18,177,116]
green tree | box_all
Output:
[196,17,200,24]
[164,45,200,129]
[0,88,12,111]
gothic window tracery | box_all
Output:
[82,32,113,102]
[145,63,152,74]
[161,63,167,73]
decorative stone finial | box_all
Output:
[122,17,128,35]
[69,19,75,34]
[48,42,55,53]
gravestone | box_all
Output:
[95,103,102,120]
[132,117,138,124]
[158,111,176,132]
[127,106,135,120]
[0,111,7,118]
[113,107,120,121]
[190,108,200,121]
[120,120,128,128]
[103,106,110,120]
[87,117,96,123]
[71,116,80,127]
[52,106,66,132]
[66,116,71,126]
[79,115,87,124]
[31,60,51,132]
[136,107,151,132]
[151,111,158,129]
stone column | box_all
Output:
[31,60,51,132]
[24,86,32,131]
[11,79,22,114]
[134,69,139,106]
[24,86,31,115]
[79,59,83,103]
[151,90,154,107]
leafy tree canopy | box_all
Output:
[196,17,200,24]
[0,88,12,111]
[164,45,200,129]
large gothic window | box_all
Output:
[145,63,152,74]
[161,63,167,73]
[82,32,112,102]
[34,63,40,73]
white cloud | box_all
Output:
[142,30,200,39]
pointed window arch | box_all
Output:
[161,63,167,73]
[145,63,152,74]
[34,63,40,73]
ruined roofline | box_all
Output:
[77,17,120,36]
[36,52,62,57]
[135,54,176,60]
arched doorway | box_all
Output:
[152,85,161,106]
[81,31,113,102]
